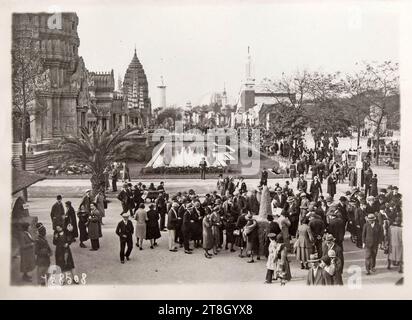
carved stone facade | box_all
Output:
[12,12,152,147]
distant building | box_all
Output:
[233,47,295,128]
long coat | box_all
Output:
[327,176,337,197]
[388,225,402,262]
[64,206,79,242]
[146,209,161,240]
[77,209,89,242]
[20,231,35,273]
[86,209,102,240]
[362,222,382,249]
[202,216,213,250]
[296,224,314,262]
[51,202,65,230]
[53,231,75,272]
[35,235,52,268]
[135,208,148,240]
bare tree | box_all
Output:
[306,71,351,155]
[341,68,370,148]
[356,61,399,164]
[12,36,47,200]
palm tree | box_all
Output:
[58,127,142,195]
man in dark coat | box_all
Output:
[111,165,118,192]
[362,213,382,275]
[182,205,194,254]
[51,195,65,231]
[327,210,345,250]
[309,214,325,258]
[115,212,134,263]
[227,177,236,195]
[117,184,129,214]
[199,157,207,180]
[155,192,168,231]
[167,202,179,252]
[364,168,373,196]
[260,168,268,186]
[354,200,368,248]
[126,183,135,215]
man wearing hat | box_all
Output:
[297,174,307,193]
[366,195,379,215]
[362,213,383,275]
[308,213,325,258]
[272,187,287,211]
[321,233,344,268]
[306,253,326,285]
[50,195,65,231]
[115,212,134,263]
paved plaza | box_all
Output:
[11,166,402,287]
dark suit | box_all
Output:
[362,222,382,272]
[115,220,134,262]
[309,218,325,256]
[117,189,129,213]
[307,267,326,285]
[51,202,65,230]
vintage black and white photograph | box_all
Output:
[1,0,412,299]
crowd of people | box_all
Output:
[18,164,403,286]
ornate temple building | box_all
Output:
[11,12,151,171]
[123,49,152,128]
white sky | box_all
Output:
[65,2,399,107]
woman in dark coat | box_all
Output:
[64,201,79,243]
[202,212,213,258]
[53,225,75,283]
[309,176,323,203]
[327,173,337,200]
[145,204,161,248]
[370,174,378,197]
[20,222,35,282]
[77,204,89,248]
[224,213,236,252]
[86,203,102,251]
[192,202,204,247]
[235,212,248,257]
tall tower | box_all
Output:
[238,46,255,113]
[245,46,255,88]
[157,75,167,110]
[222,82,228,107]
